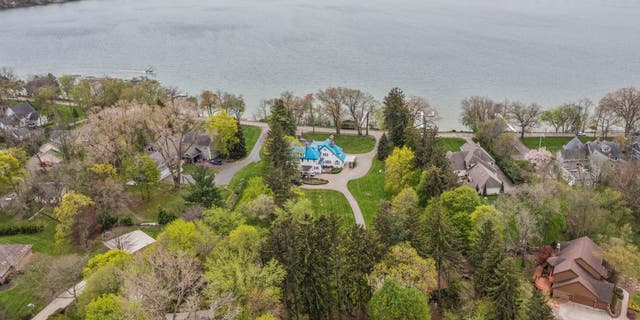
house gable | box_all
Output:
[554,281,598,302]
[553,269,577,282]
[575,258,604,280]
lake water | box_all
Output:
[1,0,640,129]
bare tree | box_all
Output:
[507,102,542,138]
[28,254,86,301]
[316,87,345,135]
[0,67,22,103]
[405,96,438,129]
[164,86,181,107]
[599,87,640,136]
[254,99,271,122]
[591,102,620,138]
[149,100,204,190]
[342,88,376,135]
[460,96,504,131]
[200,90,221,117]
[220,92,246,121]
[123,245,205,320]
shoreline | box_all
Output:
[0,0,79,10]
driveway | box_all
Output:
[214,125,268,185]
[554,289,629,320]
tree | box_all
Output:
[600,87,640,136]
[25,73,58,97]
[475,118,507,150]
[470,220,505,297]
[123,153,160,199]
[384,146,416,195]
[53,191,97,248]
[424,201,460,302]
[122,244,205,319]
[337,225,383,316]
[0,67,22,102]
[507,102,541,138]
[602,237,640,281]
[383,88,410,147]
[220,92,246,121]
[540,107,570,133]
[148,100,205,189]
[592,99,621,138]
[416,166,458,207]
[208,110,239,157]
[203,207,245,236]
[184,165,222,208]
[414,126,449,169]
[264,101,297,206]
[406,96,438,128]
[71,79,94,111]
[316,87,345,135]
[342,88,376,135]
[156,219,216,258]
[228,121,247,159]
[83,250,131,278]
[370,242,437,296]
[269,98,296,136]
[0,149,25,194]
[487,259,521,320]
[606,161,640,217]
[26,254,86,301]
[460,96,504,131]
[439,186,484,249]
[368,278,431,320]
[85,294,128,320]
[205,225,286,318]
[526,288,554,320]
[377,133,392,160]
[200,90,220,116]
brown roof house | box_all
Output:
[0,244,33,283]
[547,237,615,311]
[446,142,505,195]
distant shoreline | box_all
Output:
[0,0,79,10]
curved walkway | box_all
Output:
[214,124,268,185]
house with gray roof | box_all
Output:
[632,137,640,161]
[547,237,615,311]
[0,102,47,130]
[557,137,623,186]
[446,142,506,195]
[0,244,32,283]
[182,131,216,164]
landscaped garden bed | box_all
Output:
[302,178,329,185]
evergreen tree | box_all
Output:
[183,165,222,208]
[264,109,296,206]
[487,259,521,320]
[377,132,392,161]
[337,225,384,317]
[416,165,459,207]
[228,121,247,159]
[269,99,296,136]
[471,220,505,296]
[383,88,410,148]
[526,288,554,320]
[424,201,460,303]
[414,126,449,169]
[368,278,431,320]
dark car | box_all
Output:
[208,159,223,165]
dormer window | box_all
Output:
[601,145,610,153]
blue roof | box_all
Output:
[292,138,346,161]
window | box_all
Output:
[335,160,340,166]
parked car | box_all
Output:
[208,159,223,165]
[576,131,586,137]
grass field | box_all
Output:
[521,136,612,153]
[130,183,187,221]
[301,132,376,154]
[227,160,267,209]
[241,125,262,154]
[0,217,59,254]
[8,99,85,125]
[0,280,42,320]
[302,189,355,226]
[347,159,389,225]
[440,137,466,152]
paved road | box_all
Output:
[214,124,268,185]
[32,281,86,320]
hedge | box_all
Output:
[0,223,45,236]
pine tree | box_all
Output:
[183,165,222,208]
[424,201,460,303]
[416,165,458,207]
[264,113,296,206]
[383,88,410,148]
[414,126,449,169]
[526,288,554,320]
[269,99,296,136]
[228,121,247,159]
[487,259,521,320]
[471,220,505,297]
[377,133,392,161]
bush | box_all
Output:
[302,178,329,185]
[331,167,343,174]
[0,223,45,236]
[118,216,133,226]
[497,159,528,184]
[157,209,177,225]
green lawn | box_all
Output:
[8,99,85,125]
[129,183,187,222]
[440,137,466,152]
[0,217,59,254]
[521,136,613,153]
[302,189,355,227]
[347,159,389,225]
[0,280,42,320]
[227,160,267,209]
[302,132,376,154]
[241,125,262,155]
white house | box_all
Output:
[0,102,47,130]
[292,136,347,177]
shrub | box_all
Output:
[118,216,133,226]
[0,223,45,236]
[157,209,177,225]
[302,178,329,185]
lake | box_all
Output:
[1,0,640,129]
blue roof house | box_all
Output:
[292,136,347,176]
